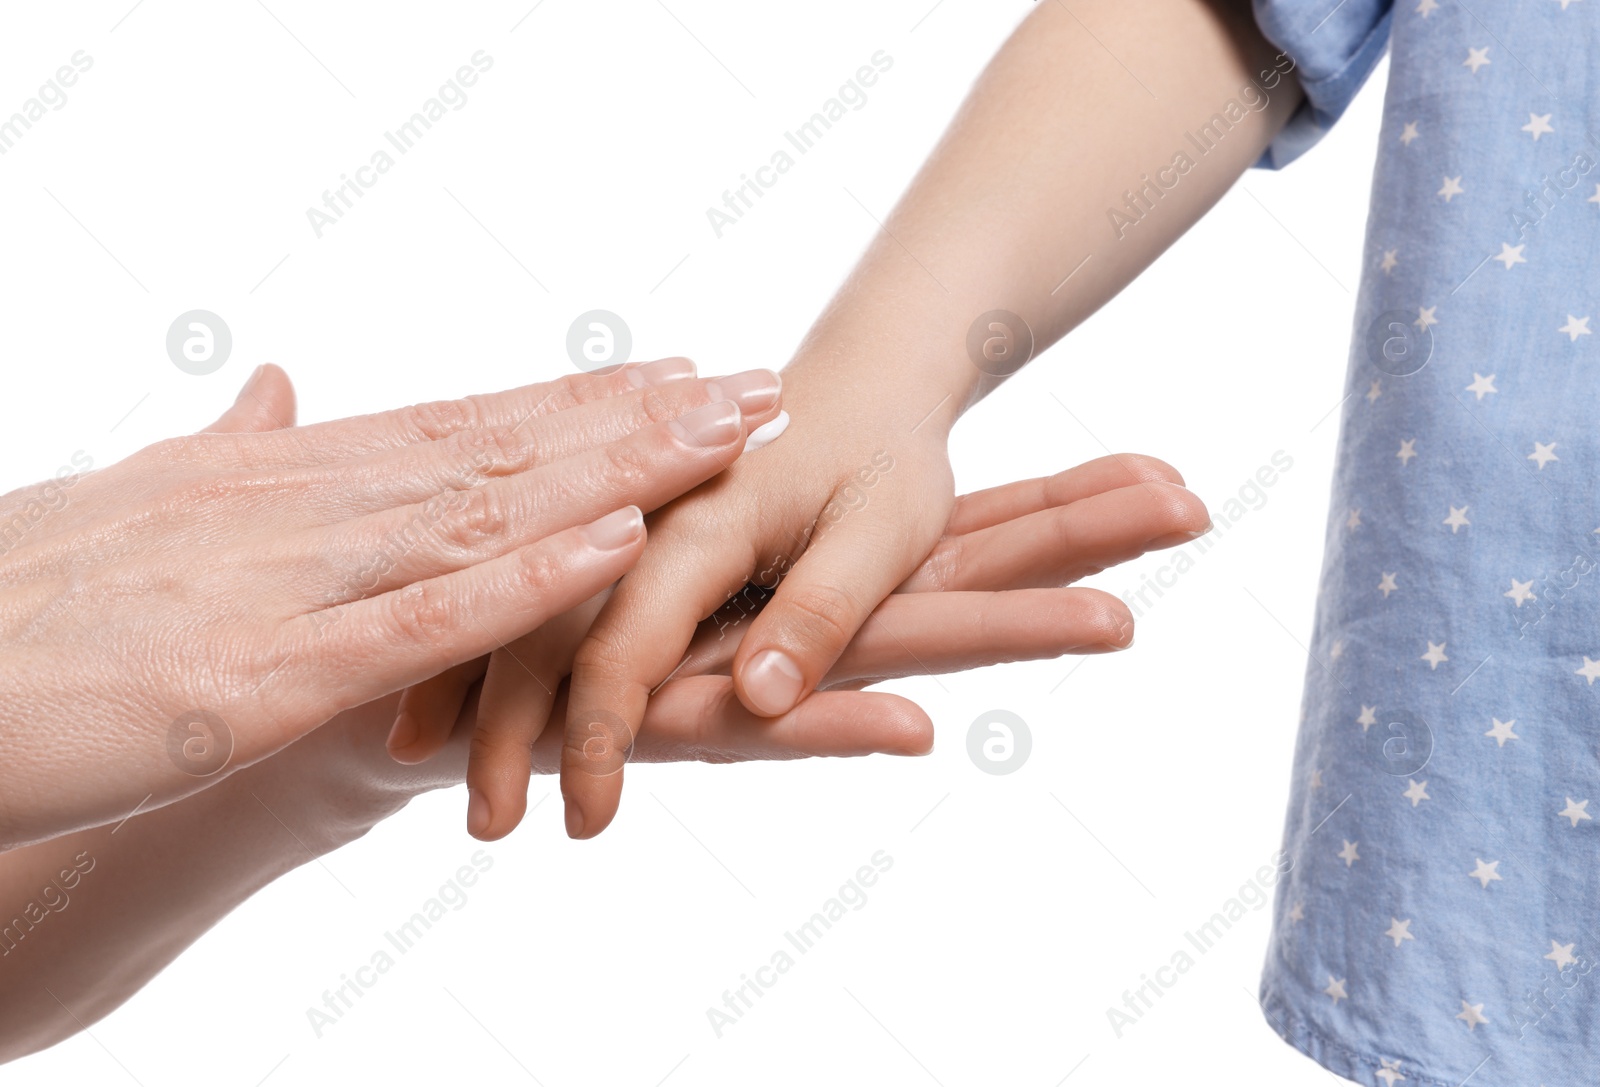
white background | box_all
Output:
[0,1,1383,1083]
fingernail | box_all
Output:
[564,797,585,839]
[705,369,781,414]
[388,711,419,751]
[742,648,805,716]
[582,506,644,551]
[235,365,265,403]
[745,410,790,453]
[668,400,742,447]
[627,357,697,388]
[467,787,490,837]
[1150,524,1212,548]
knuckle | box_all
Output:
[561,708,633,776]
[1047,506,1080,553]
[171,466,251,509]
[922,535,963,592]
[511,542,565,590]
[402,396,482,442]
[449,424,528,478]
[571,632,631,684]
[636,390,680,427]
[436,486,510,551]
[386,580,459,640]
[600,438,654,488]
[536,374,586,414]
[781,583,858,649]
[469,722,530,769]
[141,434,208,465]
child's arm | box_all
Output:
[558,0,1303,837]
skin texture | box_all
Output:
[0,359,784,851]
[395,454,1208,840]
[407,0,1305,839]
[0,372,1205,1062]
[0,438,1203,1062]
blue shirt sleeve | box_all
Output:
[1252,0,1393,168]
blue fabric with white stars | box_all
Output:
[1251,2,1600,1085]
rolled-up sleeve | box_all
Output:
[1252,0,1392,167]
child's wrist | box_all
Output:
[780,339,973,443]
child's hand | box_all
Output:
[686,452,1210,683]
[393,452,1207,840]
[557,398,960,838]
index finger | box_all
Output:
[561,525,760,838]
[532,677,933,773]
[222,358,699,468]
[944,453,1184,536]
[903,479,1208,593]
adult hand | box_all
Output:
[0,358,780,850]
[557,426,1210,839]
[396,452,1209,839]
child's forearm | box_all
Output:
[784,0,1303,431]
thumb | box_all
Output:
[732,510,924,718]
[201,364,296,433]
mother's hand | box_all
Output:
[0,360,780,850]
[394,453,1209,839]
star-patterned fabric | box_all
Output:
[1248,2,1600,1085]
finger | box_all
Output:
[676,585,1135,685]
[388,657,487,764]
[827,588,1134,686]
[278,370,780,516]
[944,454,1183,536]
[270,507,647,728]
[200,364,297,434]
[562,525,761,839]
[218,358,699,468]
[464,655,563,839]
[732,490,932,719]
[902,480,1209,593]
[316,401,750,602]
[532,676,932,773]
[463,591,607,840]
[672,594,766,679]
